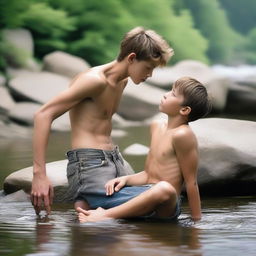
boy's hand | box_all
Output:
[31,174,54,215]
[105,177,126,196]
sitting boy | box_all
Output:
[77,77,212,222]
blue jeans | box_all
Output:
[66,147,134,204]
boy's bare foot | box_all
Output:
[77,207,112,223]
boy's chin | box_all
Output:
[130,77,142,85]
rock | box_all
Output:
[8,102,71,131]
[4,160,69,202]
[118,79,164,120]
[0,86,16,114]
[43,51,90,78]
[123,143,149,155]
[213,64,256,88]
[2,29,34,57]
[190,118,256,196]
[3,158,134,202]
[0,75,6,86]
[0,190,30,203]
[9,71,70,103]
[117,118,256,196]
[225,83,256,114]
[0,120,31,138]
[147,60,230,111]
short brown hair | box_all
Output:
[173,77,212,122]
[117,27,174,66]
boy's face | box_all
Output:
[159,87,185,116]
[128,56,159,84]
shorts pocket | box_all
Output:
[67,162,78,178]
[79,158,108,171]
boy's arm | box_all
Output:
[105,171,149,195]
[173,127,201,221]
[32,74,105,215]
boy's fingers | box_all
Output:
[49,186,54,204]
[44,195,51,215]
[35,205,41,215]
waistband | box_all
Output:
[66,146,120,163]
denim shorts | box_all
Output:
[85,185,181,220]
[65,146,134,203]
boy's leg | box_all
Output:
[78,181,178,222]
[66,148,124,211]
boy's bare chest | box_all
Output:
[79,84,124,118]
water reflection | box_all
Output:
[0,196,256,256]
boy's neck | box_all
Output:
[166,116,188,129]
[104,60,129,85]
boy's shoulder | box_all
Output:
[172,124,197,149]
[150,119,166,132]
[70,67,108,90]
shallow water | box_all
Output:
[0,124,256,256]
[1,197,256,256]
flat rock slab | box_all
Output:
[9,71,71,104]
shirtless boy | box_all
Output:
[77,77,212,222]
[31,27,173,215]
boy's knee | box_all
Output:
[153,181,177,201]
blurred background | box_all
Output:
[1,0,256,67]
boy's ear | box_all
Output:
[180,106,191,116]
[127,53,136,63]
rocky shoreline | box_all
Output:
[1,28,256,200]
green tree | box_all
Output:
[47,0,136,65]
[181,0,242,63]
[219,0,256,35]
[120,0,209,64]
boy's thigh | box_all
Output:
[83,185,152,209]
[67,157,119,197]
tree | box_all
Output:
[181,0,242,63]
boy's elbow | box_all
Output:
[33,108,52,124]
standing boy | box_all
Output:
[78,77,212,222]
[31,27,173,215]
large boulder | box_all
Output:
[212,64,256,88]
[124,118,256,196]
[2,29,40,71]
[3,159,134,202]
[2,29,34,56]
[9,102,71,131]
[225,83,256,114]
[190,118,256,196]
[43,51,90,78]
[0,86,16,114]
[9,71,70,103]
[3,160,69,202]
[147,60,230,111]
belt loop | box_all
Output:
[102,150,108,160]
[73,150,78,162]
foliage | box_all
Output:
[181,0,242,64]
[120,0,209,64]
[244,28,256,64]
[1,0,256,66]
[219,0,256,35]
